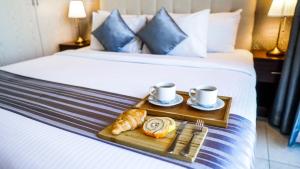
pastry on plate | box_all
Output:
[143,117,176,138]
[111,109,147,135]
[163,117,176,133]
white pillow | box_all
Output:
[208,10,242,53]
[91,11,147,53]
[143,9,210,58]
[170,10,210,57]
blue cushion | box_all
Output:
[137,8,187,55]
[92,10,135,52]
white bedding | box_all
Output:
[0,49,256,169]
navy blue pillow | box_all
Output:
[137,8,187,55]
[92,10,135,52]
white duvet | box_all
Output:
[0,49,256,169]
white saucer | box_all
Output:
[148,94,184,107]
[187,98,225,111]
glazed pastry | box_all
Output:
[143,117,170,138]
[111,109,147,135]
[163,117,176,133]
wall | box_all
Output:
[85,0,293,51]
[0,0,293,66]
[82,0,99,40]
[0,0,98,66]
[252,0,292,51]
[58,0,99,46]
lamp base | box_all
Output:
[267,46,285,57]
[75,36,84,45]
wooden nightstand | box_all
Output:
[252,50,285,117]
[59,41,90,51]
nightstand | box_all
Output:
[59,41,90,51]
[252,50,285,117]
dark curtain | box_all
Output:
[269,1,300,134]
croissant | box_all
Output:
[111,109,147,135]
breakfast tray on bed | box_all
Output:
[134,91,232,128]
[98,118,208,163]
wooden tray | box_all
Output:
[98,118,208,163]
[134,91,232,128]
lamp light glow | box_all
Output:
[68,1,86,19]
[267,0,297,57]
[268,0,297,17]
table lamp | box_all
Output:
[267,0,297,56]
[68,0,87,44]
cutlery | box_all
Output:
[180,120,204,157]
[167,121,188,154]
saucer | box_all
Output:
[187,98,225,111]
[148,94,184,107]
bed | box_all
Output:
[0,0,257,169]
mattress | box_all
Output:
[0,49,257,169]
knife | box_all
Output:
[167,121,188,154]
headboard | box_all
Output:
[99,0,257,50]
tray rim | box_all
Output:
[133,91,232,128]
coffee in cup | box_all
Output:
[189,85,218,108]
[149,82,176,103]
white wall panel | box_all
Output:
[0,0,43,66]
[173,0,192,13]
[36,0,76,56]
[126,0,142,14]
[191,0,211,12]
[211,0,232,12]
[156,0,173,12]
[141,0,156,14]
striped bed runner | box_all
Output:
[0,70,255,169]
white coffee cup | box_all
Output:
[149,82,176,103]
[189,85,218,108]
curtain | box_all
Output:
[269,1,300,135]
[289,103,300,146]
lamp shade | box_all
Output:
[68,0,86,18]
[268,0,297,17]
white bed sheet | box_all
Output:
[0,49,257,169]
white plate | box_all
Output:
[187,98,225,111]
[148,94,184,107]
